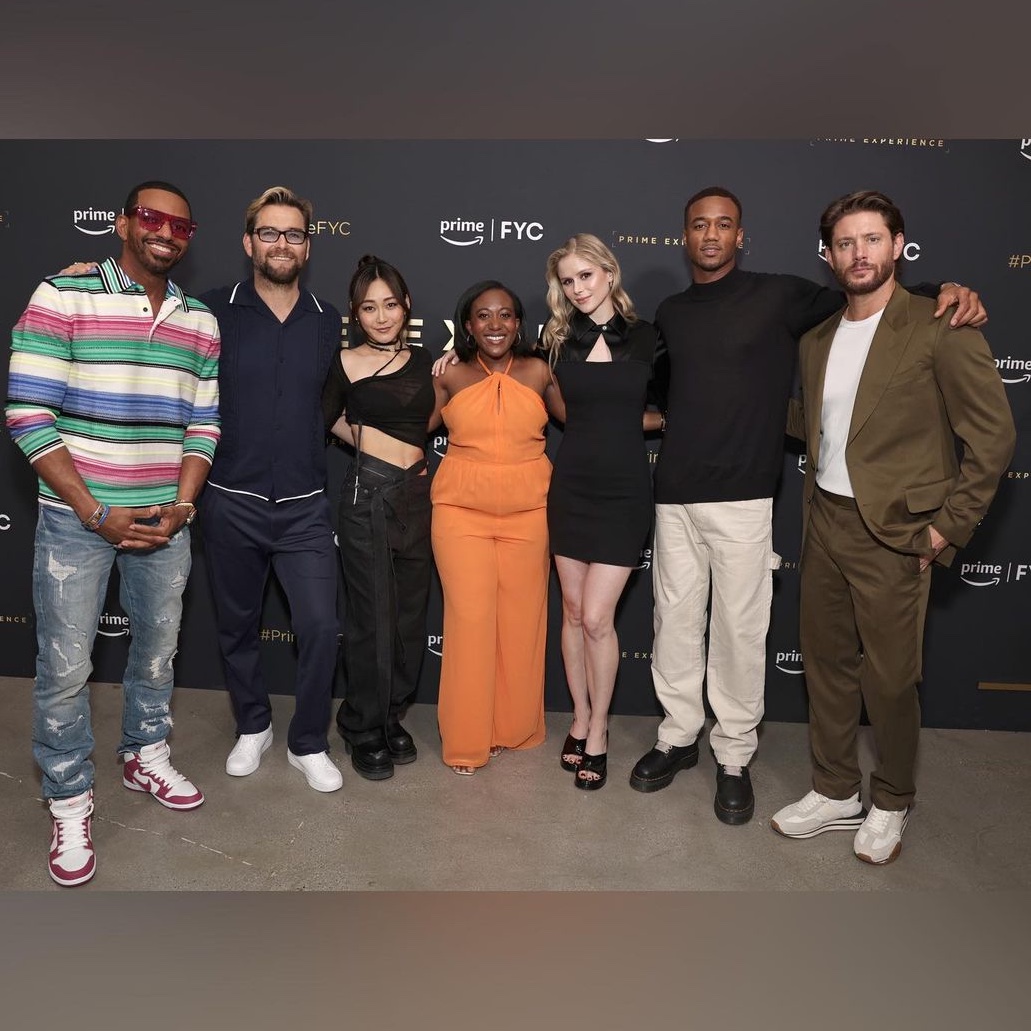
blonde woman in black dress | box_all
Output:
[542,234,662,790]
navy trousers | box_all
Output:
[201,488,340,755]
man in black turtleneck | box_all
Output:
[628,186,985,825]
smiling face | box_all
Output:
[464,287,521,364]
[556,253,615,324]
[243,202,310,285]
[356,277,407,346]
[683,194,744,282]
[116,187,191,279]
[824,210,903,297]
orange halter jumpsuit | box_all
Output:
[431,356,552,768]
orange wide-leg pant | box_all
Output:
[432,502,548,768]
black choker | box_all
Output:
[364,340,406,352]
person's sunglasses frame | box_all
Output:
[126,205,197,241]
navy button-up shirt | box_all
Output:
[201,279,341,501]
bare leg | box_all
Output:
[554,556,592,752]
[556,557,633,783]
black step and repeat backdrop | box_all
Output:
[1,140,1028,731]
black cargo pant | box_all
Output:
[336,453,432,745]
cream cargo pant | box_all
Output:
[651,498,779,767]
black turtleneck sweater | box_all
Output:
[651,268,938,504]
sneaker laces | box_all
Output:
[865,807,896,833]
[137,747,190,790]
[55,816,91,853]
[52,801,93,853]
[795,790,826,814]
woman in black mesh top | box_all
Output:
[322,255,439,782]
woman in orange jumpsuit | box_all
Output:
[432,281,563,774]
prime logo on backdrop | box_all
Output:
[73,207,116,235]
[997,356,1031,384]
[439,218,544,246]
[96,612,130,638]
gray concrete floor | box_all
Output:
[1,676,1028,890]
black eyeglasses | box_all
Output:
[127,205,197,241]
[253,226,309,245]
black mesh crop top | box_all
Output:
[321,344,435,448]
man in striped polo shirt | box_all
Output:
[6,180,221,887]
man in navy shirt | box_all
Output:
[200,186,343,793]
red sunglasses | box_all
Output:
[126,205,197,241]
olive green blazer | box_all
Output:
[788,284,1015,567]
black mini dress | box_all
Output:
[547,311,658,567]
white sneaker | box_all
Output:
[853,804,909,865]
[226,726,273,776]
[770,789,865,839]
[287,749,343,792]
[48,789,96,887]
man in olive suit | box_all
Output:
[771,190,1015,864]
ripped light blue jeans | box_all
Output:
[31,505,192,800]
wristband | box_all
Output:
[174,499,197,526]
[81,502,106,532]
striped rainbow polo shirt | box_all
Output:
[6,257,221,509]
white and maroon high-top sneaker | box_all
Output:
[48,789,96,887]
[122,740,204,810]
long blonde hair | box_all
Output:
[541,233,637,363]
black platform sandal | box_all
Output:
[560,733,587,772]
[574,751,607,791]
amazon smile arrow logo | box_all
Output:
[73,207,117,235]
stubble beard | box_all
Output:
[256,254,301,285]
[839,259,895,296]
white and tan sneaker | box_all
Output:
[853,805,909,864]
[771,790,865,838]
